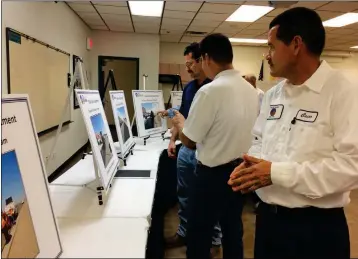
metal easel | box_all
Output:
[47,57,110,206]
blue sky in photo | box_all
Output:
[117,106,126,120]
[2,151,25,210]
[142,102,153,112]
[90,113,106,135]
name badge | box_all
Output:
[267,104,284,120]
[296,109,318,123]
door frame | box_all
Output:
[98,55,140,99]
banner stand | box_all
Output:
[48,58,112,206]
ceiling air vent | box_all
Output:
[186,31,207,36]
[268,1,298,8]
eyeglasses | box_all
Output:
[185,57,201,68]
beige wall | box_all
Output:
[90,31,160,91]
[2,1,91,176]
[160,42,358,93]
[103,59,137,125]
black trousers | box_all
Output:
[145,144,182,259]
[255,202,350,259]
[186,160,244,259]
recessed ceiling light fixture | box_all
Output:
[350,46,358,49]
[128,1,164,17]
[226,5,274,22]
[229,38,268,44]
[323,13,358,27]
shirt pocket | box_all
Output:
[286,121,321,157]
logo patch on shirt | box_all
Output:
[267,104,284,120]
[296,109,318,123]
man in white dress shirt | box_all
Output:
[229,7,358,259]
[172,33,258,259]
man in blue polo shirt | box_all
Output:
[159,43,222,254]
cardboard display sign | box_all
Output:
[1,95,62,258]
[132,90,167,138]
[170,91,182,109]
[109,91,135,157]
[75,90,118,192]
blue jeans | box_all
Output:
[177,146,222,246]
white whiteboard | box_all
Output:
[7,28,70,134]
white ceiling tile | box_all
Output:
[161,23,188,31]
[68,3,95,12]
[289,1,329,9]
[101,14,131,23]
[211,30,236,37]
[318,1,358,12]
[132,16,161,25]
[205,1,244,4]
[162,17,192,26]
[92,1,127,7]
[330,28,357,35]
[325,33,341,40]
[77,12,100,19]
[135,27,159,34]
[160,34,181,42]
[161,29,184,35]
[266,8,288,17]
[95,5,129,15]
[317,10,345,21]
[165,1,202,12]
[235,29,265,36]
[200,3,240,14]
[255,16,273,24]
[134,24,160,30]
[106,21,133,27]
[110,26,134,32]
[187,25,214,33]
[181,35,204,43]
[345,23,358,30]
[84,18,105,26]
[90,25,108,30]
[190,19,221,27]
[195,12,230,21]
[246,23,269,30]
[164,10,197,19]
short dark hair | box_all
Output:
[269,7,325,56]
[199,33,233,65]
[183,42,201,60]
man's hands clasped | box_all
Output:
[228,154,273,194]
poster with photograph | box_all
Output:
[2,95,62,258]
[109,91,135,157]
[75,90,119,192]
[170,91,182,109]
[132,90,167,138]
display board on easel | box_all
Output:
[2,95,62,258]
[75,90,119,193]
[109,90,135,165]
[170,91,182,109]
[132,90,167,144]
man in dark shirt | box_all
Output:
[159,43,222,254]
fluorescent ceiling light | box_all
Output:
[226,5,274,22]
[229,38,268,44]
[323,13,358,27]
[350,46,358,49]
[128,1,164,17]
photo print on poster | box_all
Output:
[141,102,162,130]
[90,113,112,170]
[116,106,130,144]
[1,150,39,259]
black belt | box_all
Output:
[197,158,243,169]
[259,202,343,216]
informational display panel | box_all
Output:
[170,91,182,109]
[132,90,167,138]
[1,95,62,258]
[109,91,135,157]
[75,90,118,192]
